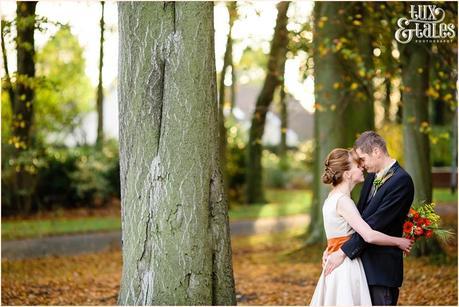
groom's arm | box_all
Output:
[341,174,414,260]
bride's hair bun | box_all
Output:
[322,148,358,186]
[322,166,336,184]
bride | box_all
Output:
[310,148,412,306]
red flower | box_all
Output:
[414,227,424,236]
[413,216,422,225]
[424,219,431,226]
[425,230,433,238]
[403,221,414,234]
[413,212,420,219]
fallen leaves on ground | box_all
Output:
[2,228,457,305]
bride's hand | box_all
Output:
[397,237,414,252]
[322,250,329,268]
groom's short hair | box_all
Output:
[354,131,388,155]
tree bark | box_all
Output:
[279,81,288,170]
[341,2,375,146]
[384,78,391,123]
[451,106,457,193]
[117,2,235,305]
[306,2,376,243]
[246,1,290,204]
[306,2,348,244]
[400,42,432,204]
[13,1,36,152]
[230,64,236,112]
[218,1,237,198]
[11,1,37,215]
[401,42,435,256]
[218,2,236,112]
[96,0,105,147]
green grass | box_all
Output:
[229,189,312,220]
[2,188,454,241]
[1,189,312,241]
[433,188,458,204]
[2,217,121,241]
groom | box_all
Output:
[323,131,415,305]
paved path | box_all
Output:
[2,214,310,260]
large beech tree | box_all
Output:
[117,2,236,305]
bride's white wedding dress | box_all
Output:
[310,192,372,306]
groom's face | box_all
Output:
[355,148,378,173]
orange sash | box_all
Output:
[326,235,350,253]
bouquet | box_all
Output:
[403,203,453,243]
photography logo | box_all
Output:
[395,4,456,44]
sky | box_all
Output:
[0,1,315,143]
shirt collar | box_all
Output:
[375,159,396,180]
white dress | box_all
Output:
[310,192,372,306]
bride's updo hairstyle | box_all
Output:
[322,148,361,186]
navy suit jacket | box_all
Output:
[341,161,414,287]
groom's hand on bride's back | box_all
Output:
[323,249,346,276]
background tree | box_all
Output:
[306,2,376,243]
[246,1,290,204]
[7,1,38,214]
[117,2,235,304]
[11,1,37,152]
[96,0,105,147]
[306,2,348,244]
[400,49,432,204]
[278,81,288,170]
[219,1,238,196]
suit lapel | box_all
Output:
[363,162,401,214]
[358,173,375,213]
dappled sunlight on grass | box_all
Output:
[229,189,312,220]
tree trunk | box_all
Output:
[117,2,235,305]
[246,1,290,204]
[228,3,237,113]
[400,42,435,256]
[341,2,375,146]
[384,78,391,123]
[400,43,432,204]
[1,19,15,110]
[218,2,236,112]
[230,64,236,112]
[306,2,375,243]
[306,2,348,244]
[96,1,105,147]
[451,106,457,193]
[218,1,237,198]
[11,1,37,215]
[13,1,36,152]
[279,81,288,170]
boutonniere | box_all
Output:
[373,170,394,191]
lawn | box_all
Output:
[1,189,312,240]
[228,189,312,220]
[2,188,455,241]
[433,188,458,203]
[1,217,121,241]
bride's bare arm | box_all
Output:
[336,196,412,251]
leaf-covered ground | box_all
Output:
[2,228,457,306]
